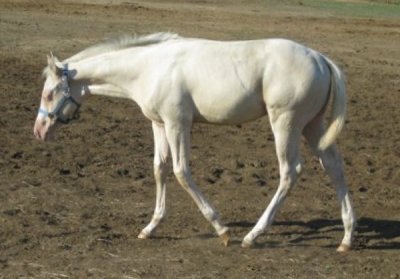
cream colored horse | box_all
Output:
[34,33,356,251]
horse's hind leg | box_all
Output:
[165,121,230,246]
[138,122,170,239]
[242,113,303,247]
[303,117,356,252]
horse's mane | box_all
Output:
[64,32,181,63]
[43,32,181,78]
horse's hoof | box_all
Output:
[219,231,231,247]
[241,239,254,248]
[337,244,351,252]
[138,230,150,239]
[219,231,230,247]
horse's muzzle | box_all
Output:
[33,119,56,141]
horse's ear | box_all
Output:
[46,52,63,76]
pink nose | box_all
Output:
[34,118,56,141]
[33,120,46,141]
[34,126,43,141]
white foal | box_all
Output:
[34,33,356,251]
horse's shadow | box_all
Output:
[226,217,400,250]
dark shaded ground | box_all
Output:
[0,0,399,278]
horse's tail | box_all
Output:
[318,55,347,151]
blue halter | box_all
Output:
[38,64,81,124]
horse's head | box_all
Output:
[34,54,82,141]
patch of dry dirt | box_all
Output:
[0,0,399,278]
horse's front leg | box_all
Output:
[138,122,170,239]
[164,121,230,246]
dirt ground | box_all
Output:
[1,0,399,278]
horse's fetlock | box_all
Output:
[152,212,165,223]
[204,210,218,222]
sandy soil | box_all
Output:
[0,0,399,278]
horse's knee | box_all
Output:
[154,161,168,177]
[173,167,187,184]
[281,159,302,183]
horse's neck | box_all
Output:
[88,84,127,99]
[69,51,141,100]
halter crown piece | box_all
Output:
[38,64,81,124]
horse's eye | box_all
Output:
[46,92,53,102]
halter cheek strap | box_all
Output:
[38,64,81,124]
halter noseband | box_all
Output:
[38,64,81,124]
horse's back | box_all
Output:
[149,38,330,126]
